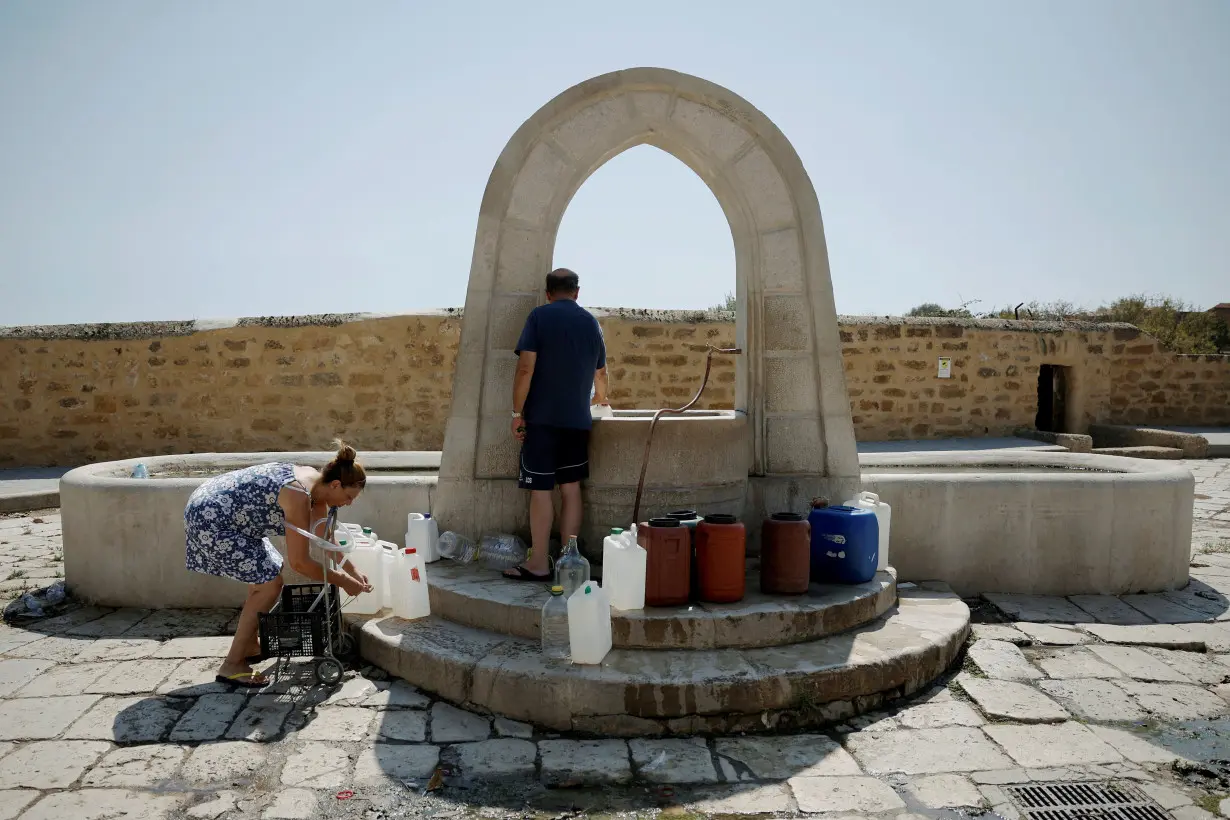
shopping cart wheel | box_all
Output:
[336,633,357,660]
[314,658,344,686]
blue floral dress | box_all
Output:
[185,462,304,584]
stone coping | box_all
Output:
[859,449,1196,479]
[353,585,969,735]
[426,561,897,650]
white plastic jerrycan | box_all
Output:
[844,491,891,572]
[407,513,440,563]
[378,540,400,610]
[601,527,647,611]
[391,547,432,620]
[342,535,384,615]
[567,581,613,665]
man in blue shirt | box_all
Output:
[504,268,608,581]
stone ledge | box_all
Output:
[426,561,898,650]
[353,586,969,735]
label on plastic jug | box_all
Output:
[412,568,421,582]
[821,533,847,545]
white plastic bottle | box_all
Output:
[391,547,431,620]
[567,582,613,665]
[601,528,647,611]
[342,536,383,615]
[378,541,399,610]
[844,491,891,571]
[407,513,440,562]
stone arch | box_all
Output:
[435,67,858,538]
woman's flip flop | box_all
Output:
[216,672,269,689]
[502,565,551,583]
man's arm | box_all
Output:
[593,366,609,405]
[511,351,536,440]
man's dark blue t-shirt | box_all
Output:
[515,299,606,430]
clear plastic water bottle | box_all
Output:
[554,536,591,599]
[479,534,528,570]
[131,463,148,479]
[437,531,479,563]
[541,585,570,661]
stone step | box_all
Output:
[353,585,969,736]
[1091,445,1185,459]
[427,561,898,650]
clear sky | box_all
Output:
[1,1,1227,326]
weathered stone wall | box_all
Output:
[2,311,1227,467]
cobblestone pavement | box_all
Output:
[0,459,1229,819]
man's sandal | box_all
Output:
[502,566,551,582]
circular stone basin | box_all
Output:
[859,450,1195,597]
[426,561,897,650]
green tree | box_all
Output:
[906,302,975,318]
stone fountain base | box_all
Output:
[350,562,969,736]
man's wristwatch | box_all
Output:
[511,411,522,419]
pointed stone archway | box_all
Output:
[434,67,859,541]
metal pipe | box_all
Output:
[631,345,742,526]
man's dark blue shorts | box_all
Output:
[518,423,590,491]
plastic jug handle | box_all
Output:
[857,491,879,503]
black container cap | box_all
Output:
[647,517,682,527]
[770,512,805,522]
[702,513,737,525]
[667,510,699,519]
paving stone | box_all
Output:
[540,739,632,785]
[959,678,1069,723]
[1172,807,1219,820]
[688,783,793,814]
[895,700,985,728]
[74,638,161,663]
[0,693,101,740]
[185,791,238,819]
[170,693,249,742]
[263,788,318,820]
[1179,623,1230,652]
[83,744,187,787]
[1068,596,1157,625]
[122,609,235,639]
[429,702,490,742]
[1084,725,1185,764]
[1115,680,1230,720]
[0,631,41,655]
[151,636,234,658]
[847,727,1014,774]
[85,658,181,694]
[1036,647,1125,679]
[0,658,54,696]
[12,660,114,697]
[377,709,428,741]
[1038,679,1148,722]
[983,722,1124,767]
[494,716,534,738]
[716,734,861,780]
[182,741,271,787]
[0,740,110,788]
[65,695,185,741]
[27,606,112,635]
[352,743,440,786]
[225,694,293,741]
[789,775,906,813]
[1088,645,1193,682]
[985,594,1090,623]
[1122,594,1209,624]
[972,624,1030,644]
[64,608,152,637]
[317,676,379,707]
[1139,782,1195,810]
[5,635,93,662]
[455,738,537,778]
[1143,648,1230,685]
[281,742,350,789]
[904,774,986,808]
[1016,623,1089,645]
[158,658,231,697]
[631,738,720,783]
[0,743,12,762]
[0,790,39,820]
[361,679,430,710]
[18,789,184,820]
[969,639,1044,681]
[296,706,374,741]
[1080,623,1204,649]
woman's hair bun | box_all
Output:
[333,439,357,464]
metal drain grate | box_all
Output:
[1004,782,1170,820]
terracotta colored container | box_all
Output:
[637,517,691,607]
[695,513,746,603]
[760,512,811,595]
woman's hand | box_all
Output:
[337,573,372,598]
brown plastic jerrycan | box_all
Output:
[760,512,811,595]
[638,517,691,607]
[695,514,746,603]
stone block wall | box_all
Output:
[1,311,1227,467]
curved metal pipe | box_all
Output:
[631,345,742,526]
